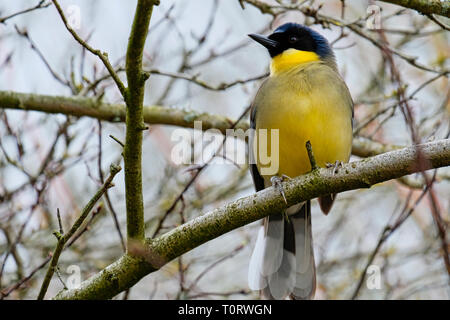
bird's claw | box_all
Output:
[270,175,290,204]
[326,160,343,175]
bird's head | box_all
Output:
[249,23,336,74]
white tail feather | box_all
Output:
[291,202,316,299]
[248,202,316,300]
[292,212,311,273]
[266,249,296,299]
[261,218,284,276]
[248,226,267,290]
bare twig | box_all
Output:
[37,164,121,300]
[14,25,71,89]
[97,121,125,252]
[426,14,450,31]
[0,1,51,24]
[51,0,126,96]
[148,69,267,91]
[0,204,102,299]
[187,244,244,293]
[376,27,450,276]
[0,254,51,300]
[150,105,251,237]
[351,179,433,299]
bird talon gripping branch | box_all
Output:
[270,175,288,204]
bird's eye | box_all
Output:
[288,35,298,43]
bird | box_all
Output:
[247,23,353,300]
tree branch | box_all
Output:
[379,0,450,18]
[53,139,450,299]
[122,0,158,242]
[0,90,400,159]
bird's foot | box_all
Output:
[326,160,343,175]
[270,175,291,205]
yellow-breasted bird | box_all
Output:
[247,23,353,299]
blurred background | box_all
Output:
[0,0,449,299]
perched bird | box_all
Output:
[247,23,353,299]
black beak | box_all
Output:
[248,33,279,50]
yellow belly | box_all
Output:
[252,62,353,181]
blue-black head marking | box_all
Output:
[249,23,333,59]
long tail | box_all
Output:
[248,201,316,299]
[290,200,316,299]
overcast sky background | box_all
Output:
[0,0,448,299]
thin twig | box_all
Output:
[376,27,450,277]
[56,208,64,234]
[351,175,435,299]
[109,134,125,148]
[0,204,101,299]
[97,121,125,252]
[14,25,71,89]
[51,0,126,96]
[150,105,251,237]
[426,14,450,31]
[148,69,267,91]
[0,254,51,300]
[187,244,244,292]
[0,1,51,24]
[305,140,318,171]
[37,164,121,300]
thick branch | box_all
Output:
[122,0,157,242]
[54,139,450,299]
[380,0,450,18]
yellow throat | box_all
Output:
[270,48,320,75]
